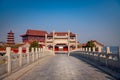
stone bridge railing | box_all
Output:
[71,50,120,72]
[0,47,54,78]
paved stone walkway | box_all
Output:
[18,54,115,80]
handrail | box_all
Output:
[0,47,54,77]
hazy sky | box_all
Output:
[0,0,120,46]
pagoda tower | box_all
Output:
[7,30,15,45]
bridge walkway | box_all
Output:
[17,54,115,80]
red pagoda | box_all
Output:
[7,30,15,45]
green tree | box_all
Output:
[30,41,39,50]
[86,40,95,51]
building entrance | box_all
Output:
[55,44,68,51]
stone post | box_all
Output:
[84,48,86,51]
[82,48,84,51]
[89,47,91,52]
[106,46,110,54]
[32,48,35,62]
[105,46,111,67]
[75,34,78,49]
[98,47,102,53]
[41,48,44,57]
[6,47,11,73]
[35,48,38,60]
[38,48,40,58]
[26,47,30,64]
[68,30,70,56]
[93,47,95,52]
[82,48,85,51]
[53,30,55,54]
[40,48,42,57]
[81,48,83,51]
[80,48,82,51]
[43,48,45,56]
[18,47,22,67]
[85,48,87,51]
[68,45,70,56]
[45,34,47,49]
[41,47,43,53]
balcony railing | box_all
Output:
[54,35,68,38]
[46,39,53,42]
[70,39,76,41]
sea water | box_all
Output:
[103,46,119,54]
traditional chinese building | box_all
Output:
[7,30,15,45]
[46,31,78,51]
[20,29,47,43]
[81,40,104,52]
[92,40,104,52]
[21,29,78,52]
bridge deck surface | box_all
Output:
[18,54,115,80]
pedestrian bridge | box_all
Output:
[0,47,120,80]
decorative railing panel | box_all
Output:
[71,50,120,72]
[0,47,54,78]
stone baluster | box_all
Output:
[93,47,95,52]
[35,48,38,60]
[82,48,85,51]
[53,30,55,54]
[75,34,78,49]
[45,34,47,49]
[38,48,40,58]
[80,48,82,51]
[6,47,11,73]
[41,48,44,57]
[89,47,91,52]
[43,48,45,56]
[26,47,30,64]
[106,46,110,54]
[18,47,22,67]
[105,46,110,67]
[41,47,43,53]
[32,48,35,62]
[98,47,102,53]
[68,30,70,56]
[81,48,83,51]
[86,48,87,52]
[84,48,86,52]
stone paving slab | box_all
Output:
[18,54,116,80]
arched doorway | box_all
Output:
[55,44,68,51]
[47,45,53,50]
[63,45,68,51]
[70,45,75,50]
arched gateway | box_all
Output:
[45,31,78,53]
[54,44,68,51]
[21,29,78,53]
